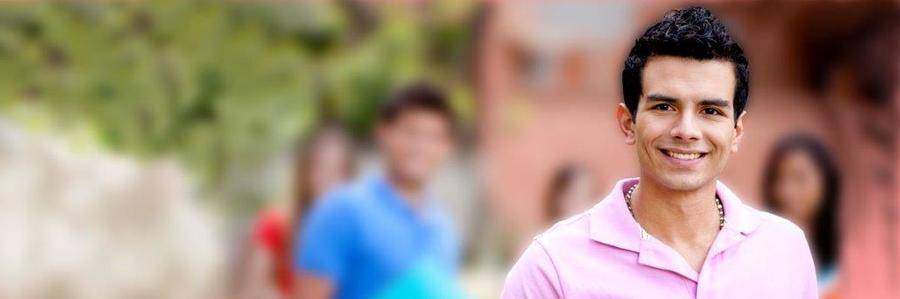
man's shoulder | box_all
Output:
[532,210,594,251]
[741,204,807,242]
[738,204,816,279]
[305,182,371,223]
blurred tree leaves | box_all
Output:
[0,0,476,212]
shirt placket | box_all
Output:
[637,233,701,298]
[695,227,746,299]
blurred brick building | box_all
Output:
[476,1,898,298]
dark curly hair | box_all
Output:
[622,6,749,123]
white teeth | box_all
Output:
[665,150,701,160]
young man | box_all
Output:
[502,7,817,298]
[295,83,462,299]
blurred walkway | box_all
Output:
[0,119,224,299]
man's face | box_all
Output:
[377,109,454,186]
[618,56,745,191]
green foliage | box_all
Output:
[0,0,476,211]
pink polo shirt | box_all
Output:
[502,178,817,298]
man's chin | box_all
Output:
[650,173,712,192]
[394,169,431,186]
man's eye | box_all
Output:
[702,107,723,115]
[652,104,673,111]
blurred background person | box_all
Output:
[543,163,598,225]
[294,83,464,299]
[762,133,841,298]
[237,123,355,299]
[510,162,598,256]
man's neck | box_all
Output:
[386,171,426,208]
[631,177,720,245]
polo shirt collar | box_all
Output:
[715,180,762,235]
[588,178,644,252]
[588,178,762,251]
[367,174,439,221]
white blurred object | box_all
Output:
[0,119,224,299]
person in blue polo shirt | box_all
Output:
[294,83,463,299]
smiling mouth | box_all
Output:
[659,149,708,161]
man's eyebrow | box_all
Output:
[646,94,678,103]
[699,98,730,107]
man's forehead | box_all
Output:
[641,56,736,104]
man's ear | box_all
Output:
[731,111,747,153]
[616,103,636,145]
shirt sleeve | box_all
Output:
[252,210,284,251]
[443,217,462,276]
[294,194,356,284]
[501,240,563,299]
[796,230,819,298]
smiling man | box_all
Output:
[501,7,817,298]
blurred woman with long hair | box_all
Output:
[762,133,841,297]
[543,163,597,225]
[239,123,355,299]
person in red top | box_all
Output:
[237,123,355,299]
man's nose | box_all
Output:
[670,113,702,141]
